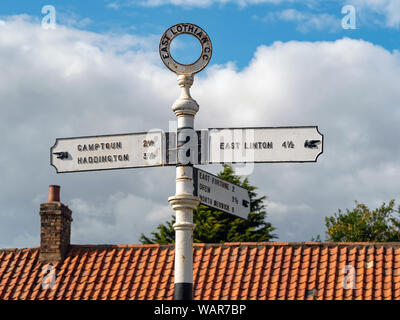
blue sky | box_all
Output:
[1,0,399,68]
[1,0,400,247]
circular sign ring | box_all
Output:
[159,23,212,75]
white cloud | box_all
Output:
[350,0,400,28]
[106,2,121,10]
[267,201,318,239]
[254,8,341,33]
[70,193,172,244]
[0,233,39,250]
[194,38,400,239]
[57,13,92,29]
[109,0,306,9]
[0,15,177,248]
[1,15,400,247]
[134,0,400,23]
[106,0,400,30]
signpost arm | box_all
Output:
[168,74,200,300]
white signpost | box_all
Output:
[51,131,163,173]
[49,22,324,301]
[208,126,323,164]
[193,167,250,219]
[164,127,323,165]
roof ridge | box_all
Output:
[69,243,175,249]
[195,242,400,247]
[2,242,400,253]
[0,247,39,253]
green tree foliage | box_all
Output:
[140,165,277,244]
[323,200,400,242]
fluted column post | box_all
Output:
[168,74,200,300]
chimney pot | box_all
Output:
[40,185,72,264]
[48,185,60,202]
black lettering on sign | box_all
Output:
[143,140,155,148]
[161,37,169,46]
[213,200,230,211]
[282,141,295,149]
[244,141,273,149]
[199,183,211,193]
[77,142,122,152]
[222,142,240,149]
[199,171,210,182]
[143,153,156,160]
[199,194,213,205]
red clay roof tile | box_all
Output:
[1,242,400,300]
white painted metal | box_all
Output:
[208,127,323,163]
[51,132,163,173]
[168,74,200,295]
[194,167,250,219]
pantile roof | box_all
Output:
[1,242,400,300]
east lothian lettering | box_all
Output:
[160,23,211,62]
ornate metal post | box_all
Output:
[159,23,212,300]
[168,74,199,300]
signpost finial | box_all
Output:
[159,23,212,76]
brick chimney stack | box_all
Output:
[39,185,72,264]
